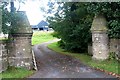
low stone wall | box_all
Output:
[88,39,120,61]
[0,40,8,73]
[0,39,37,73]
[88,44,92,56]
[8,36,33,70]
[110,39,119,53]
[109,39,120,61]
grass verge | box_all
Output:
[0,38,8,41]
[0,67,34,78]
[48,42,120,75]
[32,31,56,45]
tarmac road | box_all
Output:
[29,39,117,79]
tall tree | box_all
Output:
[87,2,120,39]
[1,0,26,34]
[47,2,120,53]
[47,2,93,52]
[1,2,11,34]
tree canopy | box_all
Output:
[1,1,26,34]
[47,2,120,53]
[1,2,11,34]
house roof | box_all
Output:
[37,20,48,28]
[31,25,38,28]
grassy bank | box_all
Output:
[32,31,56,45]
[0,67,34,78]
[48,42,120,75]
[0,38,8,41]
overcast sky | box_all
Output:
[14,0,49,25]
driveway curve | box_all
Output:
[29,39,116,78]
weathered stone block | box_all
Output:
[91,14,109,61]
[88,44,93,56]
[0,58,8,73]
[92,32,109,60]
[110,39,120,61]
[0,40,8,73]
[8,11,34,70]
[8,36,33,70]
[90,14,107,32]
[9,57,33,70]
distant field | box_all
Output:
[0,31,55,44]
[32,31,56,45]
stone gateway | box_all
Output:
[0,11,35,73]
[91,14,109,61]
[8,11,34,70]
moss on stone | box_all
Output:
[11,11,33,34]
[91,14,108,31]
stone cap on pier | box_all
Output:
[11,11,33,34]
[91,14,108,32]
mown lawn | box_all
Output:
[48,42,120,75]
[0,38,8,40]
[0,67,34,78]
[32,31,56,45]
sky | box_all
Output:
[14,0,49,25]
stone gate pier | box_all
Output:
[8,11,33,70]
[91,14,109,61]
[0,40,8,73]
[110,39,120,61]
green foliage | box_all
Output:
[108,19,120,38]
[47,3,93,53]
[109,52,120,61]
[87,2,120,38]
[1,1,27,34]
[47,2,120,53]
[51,32,60,38]
[109,52,116,60]
[57,40,65,49]
[32,31,56,45]
[1,2,11,34]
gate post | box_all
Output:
[0,40,8,73]
[91,14,109,61]
[8,11,33,70]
